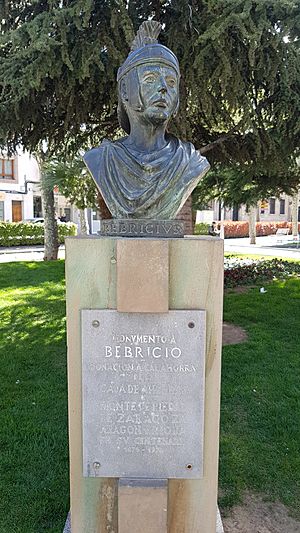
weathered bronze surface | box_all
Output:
[84,21,210,219]
[100,219,184,238]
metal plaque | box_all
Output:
[82,310,206,479]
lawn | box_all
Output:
[0,261,299,531]
[220,279,300,516]
[0,261,68,533]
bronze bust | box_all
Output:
[84,21,210,219]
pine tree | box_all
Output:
[0,0,299,225]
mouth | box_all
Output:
[152,100,168,109]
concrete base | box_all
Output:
[63,513,71,533]
[63,509,224,533]
[65,236,224,532]
[217,509,224,533]
[118,479,168,533]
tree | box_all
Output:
[0,1,299,224]
[35,151,59,261]
[291,193,299,237]
[248,205,257,245]
[43,154,98,234]
[194,149,300,202]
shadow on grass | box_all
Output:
[0,260,65,289]
[0,261,69,532]
[219,279,300,518]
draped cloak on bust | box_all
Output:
[83,135,210,219]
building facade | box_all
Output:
[0,151,41,222]
[0,151,78,224]
[197,195,300,223]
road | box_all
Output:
[0,245,66,262]
[224,235,300,260]
[0,236,299,262]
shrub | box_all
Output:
[222,221,300,238]
[224,257,300,288]
[0,222,77,247]
[57,223,77,242]
[223,221,248,238]
[194,222,210,235]
[256,221,300,236]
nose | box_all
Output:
[158,77,168,94]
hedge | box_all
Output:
[222,221,300,238]
[0,222,77,247]
[194,222,210,235]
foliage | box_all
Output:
[0,0,134,153]
[220,278,300,513]
[224,257,300,287]
[0,221,76,246]
[194,222,209,235]
[43,155,98,211]
[194,220,300,238]
[222,220,300,238]
[193,160,300,211]
[0,260,68,532]
[0,1,299,204]
[222,221,249,238]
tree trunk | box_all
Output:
[35,151,59,261]
[176,196,193,234]
[78,208,89,235]
[291,193,298,237]
[248,205,256,244]
[219,202,225,239]
[41,180,59,260]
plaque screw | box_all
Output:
[186,464,193,470]
[188,322,195,329]
[93,461,101,469]
[92,320,100,328]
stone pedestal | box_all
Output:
[65,236,223,533]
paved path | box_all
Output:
[0,236,299,263]
[224,235,300,260]
[0,245,65,262]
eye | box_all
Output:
[166,77,176,88]
[143,74,156,83]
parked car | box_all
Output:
[23,218,68,224]
[23,218,44,224]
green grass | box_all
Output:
[225,252,271,260]
[220,279,300,516]
[225,251,300,261]
[0,261,299,529]
[0,261,68,533]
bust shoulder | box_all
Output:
[83,140,112,176]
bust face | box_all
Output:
[137,64,179,124]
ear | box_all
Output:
[173,96,180,118]
[120,79,128,104]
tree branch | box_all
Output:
[199,133,236,155]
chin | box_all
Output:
[146,109,170,125]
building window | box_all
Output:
[232,205,239,221]
[0,201,4,221]
[0,159,14,180]
[269,198,275,215]
[64,208,71,222]
[260,200,268,215]
[33,196,42,218]
[280,199,285,215]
